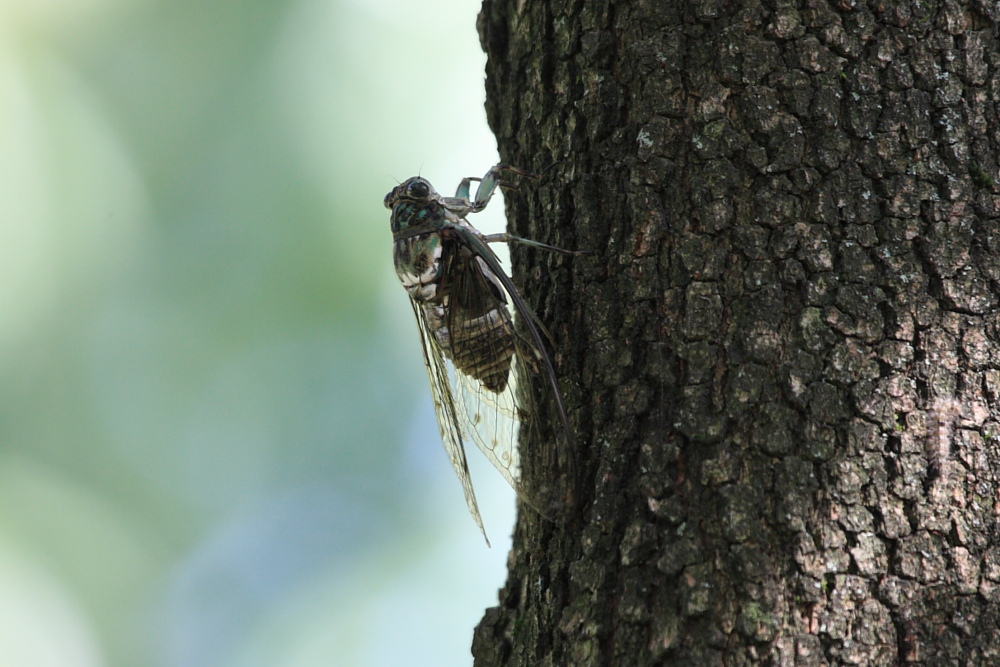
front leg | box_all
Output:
[454,176,480,202]
[469,164,541,212]
[444,164,543,215]
[439,174,484,215]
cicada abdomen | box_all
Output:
[445,255,517,393]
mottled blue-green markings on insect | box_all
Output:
[383,163,584,545]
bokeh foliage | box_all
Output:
[0,0,514,665]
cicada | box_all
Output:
[384,163,582,545]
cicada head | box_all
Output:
[385,177,445,236]
[384,176,437,209]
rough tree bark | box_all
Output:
[473,1,1000,665]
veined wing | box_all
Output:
[444,256,523,476]
[444,239,574,518]
[452,339,524,490]
[408,300,491,546]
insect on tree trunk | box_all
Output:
[473,0,1000,665]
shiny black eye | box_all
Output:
[407,180,430,198]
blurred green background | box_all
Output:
[0,0,518,665]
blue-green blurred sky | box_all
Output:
[0,1,517,665]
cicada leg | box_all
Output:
[447,162,565,216]
[482,232,591,256]
[454,164,547,212]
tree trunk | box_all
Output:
[474,1,1000,665]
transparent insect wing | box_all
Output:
[444,252,529,489]
[438,253,535,532]
[441,229,576,529]
[408,240,544,545]
[451,274,524,482]
[454,353,525,489]
[409,300,492,545]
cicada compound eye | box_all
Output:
[407,179,431,199]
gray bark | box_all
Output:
[474,1,1000,665]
